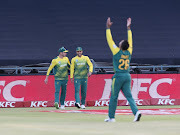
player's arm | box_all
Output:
[127,18,133,55]
[70,58,75,82]
[106,17,120,55]
[86,56,93,77]
[44,59,56,84]
[67,57,70,70]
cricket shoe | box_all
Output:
[133,111,142,122]
[54,102,59,109]
[81,105,86,109]
[75,102,81,109]
[60,105,65,109]
[104,117,116,122]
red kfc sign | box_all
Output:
[0,74,180,107]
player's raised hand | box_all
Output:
[106,17,113,28]
[127,17,131,28]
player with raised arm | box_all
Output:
[104,17,141,122]
[44,47,70,109]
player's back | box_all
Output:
[113,50,131,73]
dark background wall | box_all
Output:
[0,0,180,66]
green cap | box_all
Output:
[76,47,83,51]
[58,47,68,53]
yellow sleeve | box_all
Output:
[70,58,75,78]
[127,29,133,55]
[86,56,93,73]
[67,57,70,70]
[46,59,56,76]
[106,29,120,55]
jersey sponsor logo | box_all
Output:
[76,59,78,62]
[58,61,61,64]
[60,64,67,67]
[100,78,173,100]
[0,80,27,101]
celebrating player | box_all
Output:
[44,47,70,109]
[104,17,141,122]
[70,47,93,109]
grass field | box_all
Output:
[0,106,180,135]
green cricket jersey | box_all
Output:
[106,29,133,73]
[70,55,93,79]
[46,56,70,80]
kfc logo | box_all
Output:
[100,78,173,100]
[0,80,27,101]
[0,101,16,107]
[64,101,75,106]
[158,99,175,105]
[95,100,109,106]
[126,99,144,105]
[30,101,48,107]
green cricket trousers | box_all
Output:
[74,78,87,105]
[54,80,68,105]
[109,73,138,118]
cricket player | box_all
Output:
[104,17,141,122]
[44,47,70,109]
[70,47,93,109]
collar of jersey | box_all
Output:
[58,56,65,60]
[76,55,84,58]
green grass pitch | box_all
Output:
[0,106,180,135]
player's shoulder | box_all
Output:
[50,56,58,64]
[53,56,59,60]
[126,50,132,55]
[82,55,90,59]
[72,56,77,59]
[52,56,58,61]
[64,56,69,60]
[71,56,77,61]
